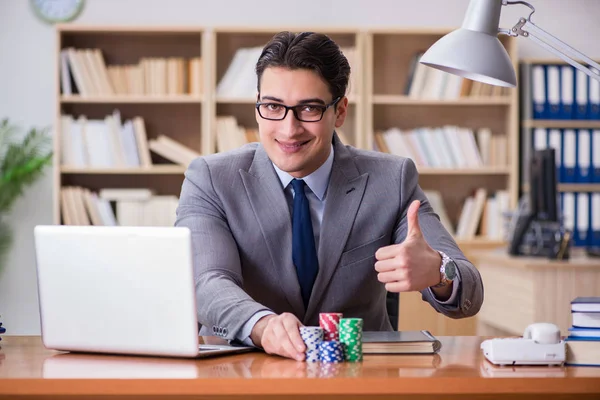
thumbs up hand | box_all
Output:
[374,200,444,293]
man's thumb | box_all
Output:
[406,200,422,238]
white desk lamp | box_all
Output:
[420,0,600,86]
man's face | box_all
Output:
[256,67,348,178]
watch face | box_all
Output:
[445,260,457,280]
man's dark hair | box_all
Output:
[255,31,351,103]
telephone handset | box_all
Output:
[481,323,565,366]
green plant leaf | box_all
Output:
[0,219,12,272]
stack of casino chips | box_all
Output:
[319,312,343,341]
[300,326,323,362]
[339,318,364,362]
[318,340,345,363]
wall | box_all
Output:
[1,0,599,334]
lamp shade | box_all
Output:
[419,0,517,87]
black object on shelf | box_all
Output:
[509,148,571,259]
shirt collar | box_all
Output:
[272,144,334,201]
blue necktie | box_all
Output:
[291,179,319,309]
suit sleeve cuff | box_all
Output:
[237,310,276,347]
[429,265,461,305]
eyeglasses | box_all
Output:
[255,97,341,122]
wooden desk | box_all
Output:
[472,249,600,337]
[1,336,599,399]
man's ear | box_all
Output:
[334,96,349,128]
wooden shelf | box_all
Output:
[216,95,360,104]
[371,95,511,105]
[60,166,187,174]
[523,183,600,192]
[522,119,600,129]
[417,167,510,175]
[60,95,204,104]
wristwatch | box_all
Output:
[432,251,457,288]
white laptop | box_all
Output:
[33,225,253,358]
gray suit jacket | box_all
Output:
[175,134,483,341]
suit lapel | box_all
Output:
[240,146,305,319]
[305,135,369,321]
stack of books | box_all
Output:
[565,297,600,366]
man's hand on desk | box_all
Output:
[375,200,451,299]
[250,313,306,361]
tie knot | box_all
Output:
[291,179,306,193]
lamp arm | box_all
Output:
[500,0,600,82]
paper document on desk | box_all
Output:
[362,330,442,354]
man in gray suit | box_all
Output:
[176,31,483,361]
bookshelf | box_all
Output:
[519,58,600,249]
[54,26,208,224]
[365,29,520,248]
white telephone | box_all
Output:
[480,323,565,366]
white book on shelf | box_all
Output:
[441,74,463,100]
[408,62,428,99]
[116,200,143,226]
[148,139,190,166]
[421,68,447,100]
[132,117,153,167]
[60,188,74,225]
[441,126,468,169]
[104,115,126,167]
[495,190,510,240]
[71,187,91,226]
[81,188,104,226]
[121,120,141,167]
[484,196,498,239]
[156,135,201,162]
[80,49,103,96]
[436,127,458,167]
[423,190,454,235]
[404,131,427,166]
[476,127,492,166]
[99,188,154,201]
[65,48,91,96]
[464,188,487,239]
[60,115,75,166]
[60,49,72,95]
[414,128,439,168]
[458,128,483,168]
[83,119,113,168]
[455,196,475,239]
[216,48,249,98]
[69,117,89,167]
[92,48,115,95]
[430,128,454,168]
[94,196,118,226]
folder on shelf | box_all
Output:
[560,65,575,119]
[575,69,590,120]
[531,65,547,119]
[533,128,547,151]
[577,129,591,183]
[589,69,600,119]
[561,192,576,237]
[562,129,576,183]
[593,130,600,183]
[546,65,561,119]
[575,192,590,247]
